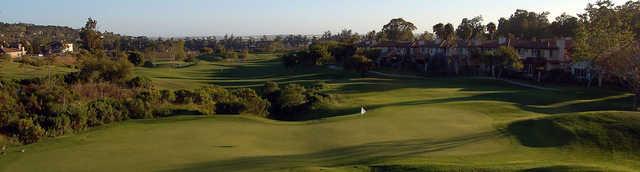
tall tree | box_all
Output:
[574,0,637,87]
[381,18,417,41]
[432,23,445,40]
[497,9,551,39]
[418,31,435,41]
[486,22,497,40]
[599,42,640,110]
[495,46,523,78]
[456,16,485,41]
[550,13,579,38]
[79,18,103,52]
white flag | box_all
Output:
[361,107,367,115]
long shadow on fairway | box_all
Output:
[331,78,632,115]
[159,131,503,172]
[328,91,632,117]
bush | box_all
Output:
[344,55,373,76]
[200,47,214,55]
[230,88,269,116]
[127,51,145,66]
[160,90,176,103]
[262,81,280,95]
[68,103,89,130]
[7,118,46,144]
[78,55,134,83]
[239,49,250,59]
[278,84,307,108]
[143,61,156,68]
[86,99,129,126]
[194,86,232,104]
[174,90,194,104]
[215,101,246,114]
[128,76,154,89]
[127,98,153,119]
[312,81,328,91]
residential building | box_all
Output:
[404,37,574,73]
[44,41,74,55]
[0,44,27,58]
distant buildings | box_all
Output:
[370,37,574,74]
[0,44,27,58]
[44,41,74,55]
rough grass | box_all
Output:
[0,54,638,171]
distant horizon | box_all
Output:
[0,0,629,37]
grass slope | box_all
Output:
[0,54,638,171]
[508,111,640,152]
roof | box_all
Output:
[0,48,23,53]
[511,40,558,49]
[374,41,412,48]
[373,38,575,50]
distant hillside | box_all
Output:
[0,22,79,43]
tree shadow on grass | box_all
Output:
[159,131,503,172]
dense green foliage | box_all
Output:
[262,82,333,121]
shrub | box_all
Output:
[7,118,45,144]
[230,88,270,116]
[278,84,307,108]
[174,90,194,104]
[143,61,156,68]
[215,101,246,114]
[239,49,250,59]
[262,81,280,95]
[128,76,154,89]
[36,102,72,136]
[127,51,145,66]
[312,81,328,91]
[160,90,176,103]
[194,86,232,104]
[78,55,134,83]
[200,47,214,55]
[127,98,153,119]
[68,102,89,130]
[86,99,129,126]
[344,55,373,76]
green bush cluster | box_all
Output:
[0,52,331,145]
[262,82,334,121]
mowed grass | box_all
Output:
[0,62,75,80]
[134,54,349,90]
[0,54,639,171]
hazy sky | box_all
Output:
[0,0,629,37]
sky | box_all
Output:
[0,0,630,37]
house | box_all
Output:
[406,37,574,74]
[374,41,412,67]
[44,41,74,55]
[0,44,27,58]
